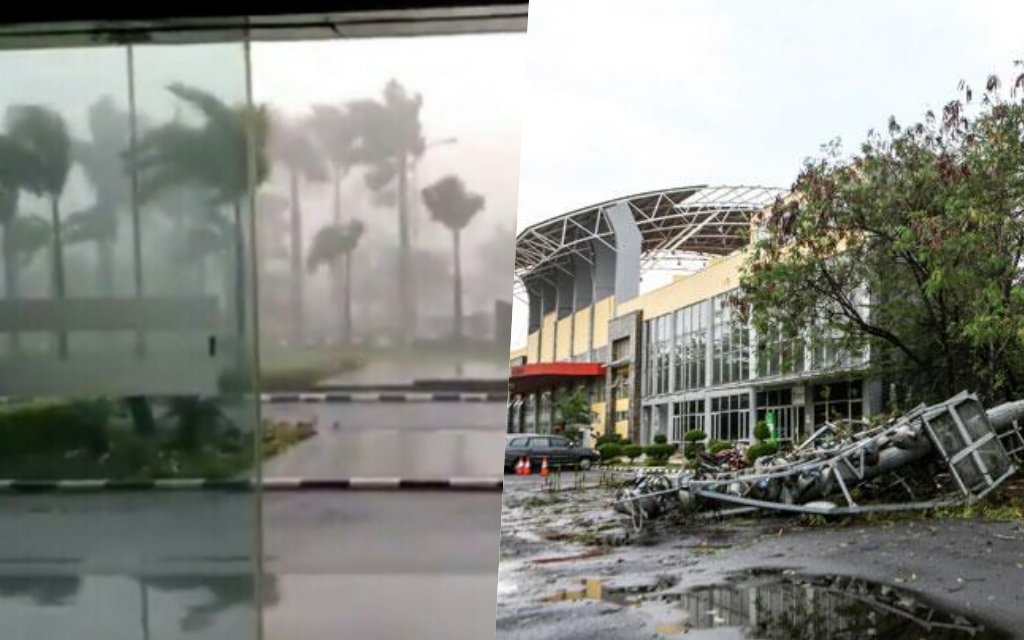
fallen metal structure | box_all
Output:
[614,391,1024,532]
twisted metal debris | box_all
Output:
[614,391,1024,533]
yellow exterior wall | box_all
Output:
[592,296,614,350]
[526,332,540,364]
[555,317,573,361]
[590,401,606,430]
[613,421,629,438]
[509,346,527,363]
[618,251,745,319]
[572,307,591,357]
[515,248,747,364]
[539,312,556,362]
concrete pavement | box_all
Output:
[261,401,506,479]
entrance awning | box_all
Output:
[509,362,606,394]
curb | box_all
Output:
[261,392,506,404]
[0,477,504,493]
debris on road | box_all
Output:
[614,391,1024,532]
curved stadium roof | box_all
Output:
[514,184,785,288]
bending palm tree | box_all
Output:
[421,175,485,348]
[6,106,72,358]
[307,105,357,224]
[66,97,137,297]
[128,83,269,341]
[307,219,365,345]
[349,80,426,344]
[0,181,50,351]
[269,114,326,346]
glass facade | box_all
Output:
[0,39,263,639]
[635,284,875,443]
[711,393,750,441]
[1,22,524,640]
[756,323,805,378]
[711,292,749,386]
[670,399,705,443]
[811,380,864,424]
[756,388,804,441]
[673,301,707,392]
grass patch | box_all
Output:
[0,399,315,480]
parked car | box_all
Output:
[504,433,600,472]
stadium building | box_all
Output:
[507,185,885,445]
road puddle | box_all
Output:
[540,569,1013,638]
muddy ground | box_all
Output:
[497,471,1024,639]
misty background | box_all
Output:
[0,34,524,382]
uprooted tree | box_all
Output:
[739,61,1024,406]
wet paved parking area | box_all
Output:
[497,472,1024,640]
[0,491,501,639]
[2,400,506,639]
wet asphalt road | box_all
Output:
[1,400,508,640]
[497,472,1024,639]
[261,401,505,479]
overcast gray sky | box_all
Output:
[510,0,1024,349]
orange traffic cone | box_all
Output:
[524,457,532,475]
[515,457,524,475]
[540,456,549,477]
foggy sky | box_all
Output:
[510,0,1024,349]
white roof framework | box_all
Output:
[514,185,785,298]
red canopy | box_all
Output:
[509,362,606,394]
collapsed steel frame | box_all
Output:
[513,185,784,301]
[614,391,1024,533]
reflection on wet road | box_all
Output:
[2,401,505,640]
[0,491,501,639]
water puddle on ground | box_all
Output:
[542,569,1013,639]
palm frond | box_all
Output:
[5,105,72,196]
[421,174,485,232]
[63,205,118,245]
[7,215,52,265]
[0,133,47,195]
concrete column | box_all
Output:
[593,241,616,302]
[604,201,642,306]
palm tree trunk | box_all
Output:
[289,168,304,347]
[452,228,463,342]
[397,152,413,344]
[97,238,114,297]
[343,251,353,346]
[332,165,342,225]
[2,221,21,352]
[452,228,464,378]
[50,198,68,359]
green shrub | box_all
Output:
[653,433,668,445]
[682,441,705,460]
[684,429,707,443]
[753,420,771,442]
[746,441,779,463]
[596,431,625,446]
[644,443,674,465]
[708,439,733,455]
[623,444,643,461]
[0,400,111,459]
[597,443,623,461]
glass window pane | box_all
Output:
[0,40,260,639]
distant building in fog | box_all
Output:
[494,300,512,346]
